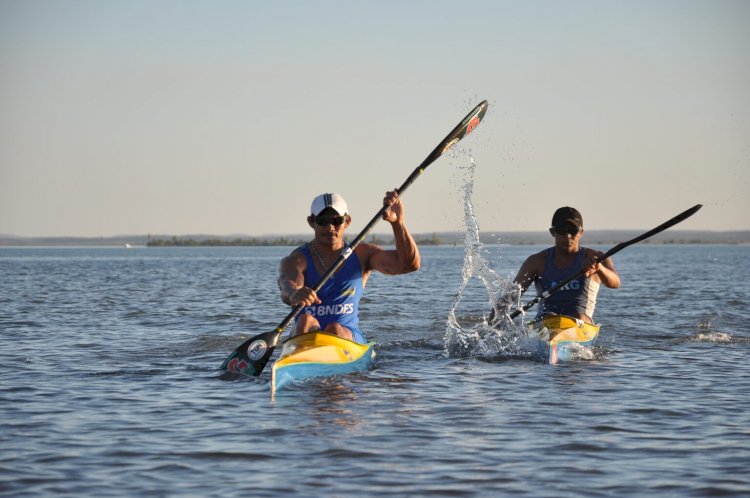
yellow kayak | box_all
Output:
[271,332,376,395]
[529,315,600,364]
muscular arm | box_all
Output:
[583,249,621,289]
[278,249,320,306]
[366,190,421,275]
[513,252,545,292]
[368,220,421,275]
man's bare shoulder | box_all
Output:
[522,248,549,271]
[280,245,306,267]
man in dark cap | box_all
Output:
[493,206,620,325]
[278,190,420,343]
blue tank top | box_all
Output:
[534,247,600,320]
[294,244,366,343]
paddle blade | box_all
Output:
[439,100,489,154]
[219,330,280,377]
[423,101,489,167]
[398,100,489,196]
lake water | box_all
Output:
[1,241,749,497]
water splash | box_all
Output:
[688,332,734,343]
[562,342,596,361]
[443,152,529,359]
[681,320,742,344]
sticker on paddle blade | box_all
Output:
[226,356,250,374]
[246,339,268,361]
[465,114,481,135]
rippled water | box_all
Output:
[2,240,748,497]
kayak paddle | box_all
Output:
[508,203,703,320]
[221,100,489,376]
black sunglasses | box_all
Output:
[315,215,346,227]
[549,226,582,236]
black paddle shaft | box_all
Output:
[221,100,489,375]
[509,203,703,320]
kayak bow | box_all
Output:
[271,332,376,395]
[529,315,600,364]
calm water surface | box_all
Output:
[1,243,749,497]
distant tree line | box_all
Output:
[146,233,444,247]
[1,230,746,248]
[146,236,308,247]
[368,233,444,246]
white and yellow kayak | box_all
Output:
[529,315,600,364]
[271,332,376,395]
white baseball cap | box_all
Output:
[310,193,348,216]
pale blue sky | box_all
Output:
[1,0,748,237]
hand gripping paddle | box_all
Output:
[221,100,489,376]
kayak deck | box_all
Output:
[528,315,600,364]
[271,332,375,395]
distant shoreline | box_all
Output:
[1,230,748,247]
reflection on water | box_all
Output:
[273,377,364,432]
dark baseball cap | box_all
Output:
[551,206,583,228]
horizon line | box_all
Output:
[2,228,749,240]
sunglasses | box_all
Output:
[314,215,346,227]
[549,226,582,236]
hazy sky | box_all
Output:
[1,0,748,237]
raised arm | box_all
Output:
[366,190,421,275]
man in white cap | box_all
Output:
[278,190,420,343]
[492,206,620,325]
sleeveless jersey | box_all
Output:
[534,247,600,320]
[295,244,366,343]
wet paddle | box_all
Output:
[508,203,703,320]
[221,100,489,376]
